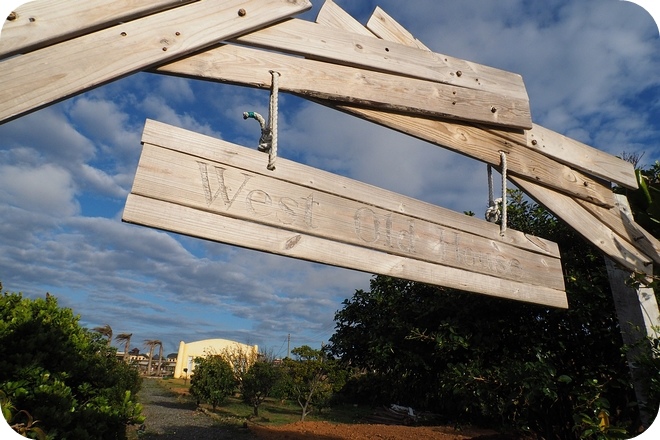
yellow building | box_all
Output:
[173,338,258,379]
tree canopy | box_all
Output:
[329,190,656,438]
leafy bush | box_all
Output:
[242,361,285,416]
[282,345,346,421]
[189,354,236,410]
[0,284,143,439]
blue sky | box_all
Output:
[1,0,659,361]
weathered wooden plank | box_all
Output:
[511,175,652,272]
[157,43,529,137]
[0,0,198,59]
[0,0,311,124]
[133,142,564,290]
[315,0,376,38]
[141,119,561,258]
[333,106,617,208]
[366,6,431,51]
[231,18,532,129]
[124,194,568,308]
[527,124,637,189]
[575,194,660,265]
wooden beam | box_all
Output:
[331,106,617,208]
[527,124,637,189]
[605,257,659,428]
[366,6,431,51]
[0,0,312,124]
[124,120,567,308]
[157,43,530,139]
[315,0,376,38]
[512,175,652,272]
[574,194,660,266]
[231,18,532,129]
[0,0,199,60]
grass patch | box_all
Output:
[151,378,371,426]
[204,395,373,427]
[157,377,191,396]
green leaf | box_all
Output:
[558,375,573,384]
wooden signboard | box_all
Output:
[123,120,567,308]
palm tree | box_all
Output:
[93,324,112,346]
[156,341,164,376]
[115,333,132,363]
[144,339,161,376]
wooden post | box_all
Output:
[605,258,659,428]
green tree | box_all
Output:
[0,284,143,439]
[242,361,284,416]
[189,354,236,410]
[283,345,345,421]
[329,190,643,438]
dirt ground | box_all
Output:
[249,421,509,440]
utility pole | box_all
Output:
[287,333,290,359]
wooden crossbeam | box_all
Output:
[0,0,199,60]
[365,6,431,51]
[231,18,532,129]
[157,43,529,147]
[0,0,312,124]
[314,0,376,37]
[527,124,637,190]
[576,195,660,266]
[123,120,567,308]
[513,176,652,272]
[330,106,617,208]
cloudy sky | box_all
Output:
[1,0,659,358]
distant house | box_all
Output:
[173,338,258,379]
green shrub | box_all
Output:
[0,284,143,439]
[189,355,236,410]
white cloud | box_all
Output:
[0,163,79,217]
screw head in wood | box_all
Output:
[456,70,462,77]
[7,11,17,21]
[491,106,497,113]
[238,8,247,17]
[531,139,538,146]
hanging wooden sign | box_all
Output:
[124,120,567,308]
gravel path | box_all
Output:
[135,378,252,439]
